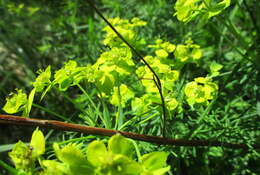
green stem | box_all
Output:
[129,139,142,162]
[201,0,244,47]
[210,71,232,78]
[210,22,253,63]
[32,103,71,122]
[57,135,96,145]
[101,101,112,129]
[218,0,243,53]
[138,112,160,125]
[54,86,86,113]
[77,84,109,128]
[118,110,158,131]
[0,160,18,175]
[216,16,248,49]
[77,84,98,111]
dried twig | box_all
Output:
[1,114,259,149]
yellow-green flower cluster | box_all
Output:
[174,41,202,63]
[103,17,147,47]
[2,89,27,114]
[148,39,176,59]
[33,66,51,92]
[9,128,45,175]
[184,77,218,106]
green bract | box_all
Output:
[30,127,45,158]
[149,39,176,53]
[87,135,142,175]
[174,0,231,23]
[131,95,153,115]
[174,0,203,22]
[165,95,179,112]
[209,61,223,76]
[53,143,94,175]
[140,152,170,175]
[108,134,135,158]
[40,160,68,175]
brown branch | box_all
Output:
[86,0,167,136]
[0,114,259,150]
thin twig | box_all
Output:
[86,0,167,136]
[0,114,259,149]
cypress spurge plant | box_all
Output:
[2,17,214,129]
[1,0,259,174]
